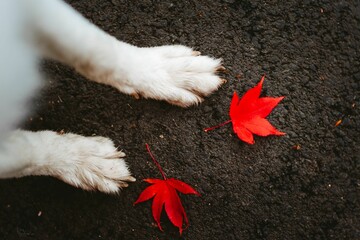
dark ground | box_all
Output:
[1,0,359,239]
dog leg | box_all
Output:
[0,130,135,193]
[25,0,224,107]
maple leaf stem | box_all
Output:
[204,120,232,132]
[145,144,167,180]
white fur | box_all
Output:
[0,0,223,193]
[0,130,134,193]
[0,1,41,140]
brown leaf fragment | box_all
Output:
[292,144,301,150]
[335,119,342,127]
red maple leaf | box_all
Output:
[134,144,200,235]
[205,75,285,144]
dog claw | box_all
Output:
[131,92,140,99]
[128,176,136,182]
[118,182,129,188]
[220,78,227,84]
[216,66,227,72]
[121,176,136,182]
[192,51,201,56]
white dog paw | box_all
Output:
[30,131,136,194]
[112,44,225,107]
[58,134,135,193]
